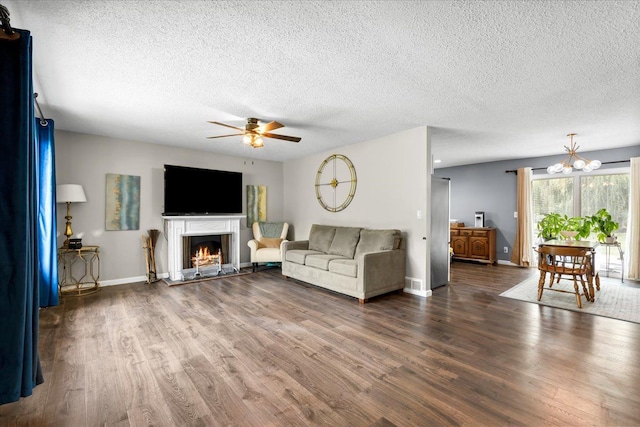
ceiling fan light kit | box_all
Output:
[546,133,601,175]
[208,117,301,148]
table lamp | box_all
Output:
[56,184,87,248]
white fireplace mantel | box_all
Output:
[163,215,245,281]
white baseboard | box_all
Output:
[403,276,433,298]
[497,259,525,267]
[403,287,432,298]
[99,272,169,287]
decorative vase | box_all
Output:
[560,230,578,242]
[605,236,615,244]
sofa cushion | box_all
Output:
[355,229,401,256]
[258,237,283,249]
[308,224,337,253]
[305,254,348,271]
[328,259,358,278]
[328,227,361,258]
[286,249,324,265]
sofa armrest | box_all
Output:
[282,240,309,262]
[359,249,406,292]
[282,240,309,253]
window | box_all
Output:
[532,169,629,273]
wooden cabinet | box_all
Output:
[450,227,496,264]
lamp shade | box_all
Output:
[56,184,87,203]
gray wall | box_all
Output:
[434,145,640,263]
[55,130,285,284]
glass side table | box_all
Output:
[57,245,101,295]
[599,241,624,283]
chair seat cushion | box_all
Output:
[258,237,283,249]
[255,247,283,263]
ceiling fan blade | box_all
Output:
[259,121,284,133]
[262,132,301,143]
[206,133,245,139]
[208,121,244,131]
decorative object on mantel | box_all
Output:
[315,154,357,212]
[56,184,87,248]
[246,185,267,227]
[546,133,601,175]
[142,229,160,283]
[105,173,140,230]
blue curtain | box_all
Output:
[0,28,52,405]
[37,120,58,307]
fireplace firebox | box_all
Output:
[182,234,230,269]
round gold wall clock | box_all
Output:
[315,154,357,212]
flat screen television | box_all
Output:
[163,164,243,215]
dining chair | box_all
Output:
[536,245,594,308]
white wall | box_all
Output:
[283,126,430,292]
[55,130,285,284]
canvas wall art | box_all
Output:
[106,174,140,231]
[246,185,267,227]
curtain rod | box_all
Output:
[505,160,631,174]
[0,3,19,40]
[34,93,48,126]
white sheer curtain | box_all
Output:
[627,157,640,279]
[511,167,534,266]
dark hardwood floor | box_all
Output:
[1,262,639,426]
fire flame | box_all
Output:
[192,246,222,266]
[194,246,212,259]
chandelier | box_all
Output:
[546,133,601,175]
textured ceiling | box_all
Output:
[5,0,640,167]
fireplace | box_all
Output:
[163,215,245,281]
[182,234,230,269]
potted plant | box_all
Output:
[537,213,592,242]
[564,215,592,241]
[590,208,619,243]
[536,212,565,240]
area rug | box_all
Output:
[500,275,640,324]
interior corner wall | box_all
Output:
[54,130,285,283]
[283,126,429,289]
[434,145,640,263]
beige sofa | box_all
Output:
[282,224,405,303]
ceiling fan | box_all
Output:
[207,118,301,148]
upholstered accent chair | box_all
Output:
[247,222,289,272]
